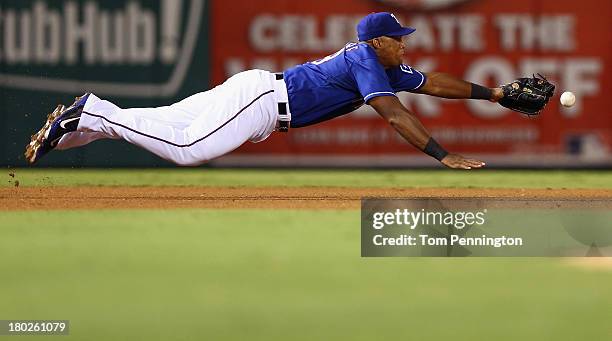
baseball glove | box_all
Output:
[498,74,555,115]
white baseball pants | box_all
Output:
[56,70,288,166]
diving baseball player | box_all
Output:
[25,12,554,169]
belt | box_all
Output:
[274,73,290,132]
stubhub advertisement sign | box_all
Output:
[1,0,209,166]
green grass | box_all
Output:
[3,168,612,188]
[2,169,611,339]
[1,209,611,340]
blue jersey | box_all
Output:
[283,42,426,128]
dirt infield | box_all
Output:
[2,186,610,210]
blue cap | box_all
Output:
[357,12,416,41]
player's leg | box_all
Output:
[50,98,193,152]
[25,70,278,165]
[75,70,277,165]
[55,97,203,151]
[55,131,118,150]
[112,103,199,129]
[180,87,277,162]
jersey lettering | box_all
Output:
[311,43,359,65]
[400,64,413,74]
[311,49,344,65]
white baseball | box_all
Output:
[560,91,576,107]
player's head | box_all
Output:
[357,12,415,68]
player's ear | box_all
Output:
[372,38,381,49]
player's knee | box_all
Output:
[174,160,199,167]
[172,156,202,167]
[171,150,210,166]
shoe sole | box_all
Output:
[24,104,66,164]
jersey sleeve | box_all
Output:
[388,64,427,92]
[350,58,396,103]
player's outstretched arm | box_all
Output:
[417,72,504,102]
[368,96,485,169]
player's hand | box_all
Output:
[440,154,485,169]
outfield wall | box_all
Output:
[1,0,610,167]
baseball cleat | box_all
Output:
[24,93,90,164]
